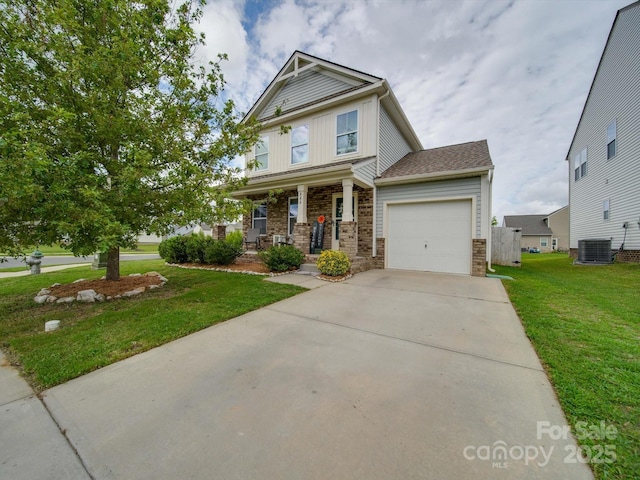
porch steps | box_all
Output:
[297,263,320,275]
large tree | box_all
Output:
[0,0,259,279]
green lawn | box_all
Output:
[493,253,639,479]
[0,260,304,391]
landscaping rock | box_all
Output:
[38,288,51,296]
[128,273,142,277]
[76,289,98,303]
[51,283,62,287]
[46,296,58,303]
[122,287,146,297]
[95,293,106,302]
[72,278,86,284]
[56,296,75,304]
[34,295,50,304]
[45,320,60,332]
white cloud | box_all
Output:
[195,0,630,220]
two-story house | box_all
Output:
[567,1,640,262]
[232,51,494,276]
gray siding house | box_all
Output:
[232,51,495,275]
[567,1,640,262]
[503,206,569,253]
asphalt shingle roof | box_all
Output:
[379,140,493,179]
[503,215,553,235]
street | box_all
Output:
[0,253,160,269]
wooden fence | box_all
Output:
[491,227,522,267]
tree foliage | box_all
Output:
[0,0,260,279]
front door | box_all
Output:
[332,194,357,250]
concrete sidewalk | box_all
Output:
[39,270,592,479]
[0,351,90,479]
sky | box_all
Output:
[197,0,631,222]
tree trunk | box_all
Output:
[106,246,120,281]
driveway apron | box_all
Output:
[43,269,593,479]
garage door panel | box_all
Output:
[387,201,472,275]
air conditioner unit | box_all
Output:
[577,239,612,264]
[273,234,287,246]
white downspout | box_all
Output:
[487,169,495,273]
[373,87,390,258]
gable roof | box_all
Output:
[565,1,640,160]
[244,50,381,123]
[547,205,569,218]
[377,140,493,183]
[503,215,553,235]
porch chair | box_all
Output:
[244,228,262,251]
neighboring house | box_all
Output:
[503,207,569,252]
[232,51,494,276]
[566,1,640,262]
[547,205,569,252]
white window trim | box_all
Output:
[540,237,549,247]
[252,204,267,234]
[255,136,269,171]
[290,124,309,166]
[607,119,617,160]
[288,196,298,236]
[603,199,610,221]
[574,147,587,181]
[335,108,359,157]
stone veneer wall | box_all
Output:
[338,221,358,257]
[212,225,226,240]
[472,239,487,277]
[244,185,373,256]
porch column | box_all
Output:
[297,184,308,224]
[341,179,353,222]
[212,225,226,240]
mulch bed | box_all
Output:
[49,275,163,298]
[180,262,271,274]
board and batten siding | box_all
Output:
[378,105,412,174]
[376,177,482,238]
[258,70,361,120]
[247,98,377,177]
[569,3,640,250]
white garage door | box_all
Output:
[387,200,472,275]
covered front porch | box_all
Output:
[242,179,373,258]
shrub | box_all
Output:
[184,232,209,263]
[226,229,243,251]
[258,245,304,272]
[204,239,242,266]
[158,236,189,263]
[316,250,350,276]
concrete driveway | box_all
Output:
[42,269,593,479]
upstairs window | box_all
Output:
[252,204,267,234]
[574,147,587,181]
[607,120,616,159]
[336,110,358,155]
[255,136,269,171]
[291,125,309,164]
[603,199,610,221]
